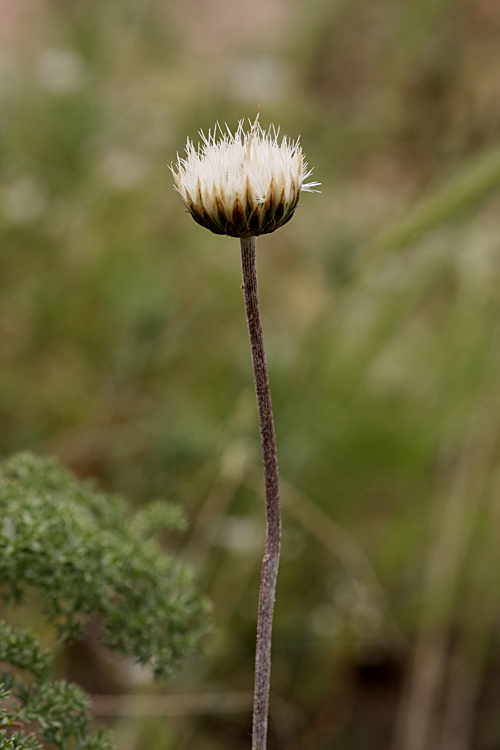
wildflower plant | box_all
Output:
[172,112,319,750]
[173,115,319,238]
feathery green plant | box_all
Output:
[0,452,209,750]
[0,620,112,750]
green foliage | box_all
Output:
[0,620,112,750]
[0,453,209,680]
[0,732,40,750]
[0,621,50,682]
[0,453,209,749]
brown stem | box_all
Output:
[240,236,281,750]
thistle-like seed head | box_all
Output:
[171,115,320,238]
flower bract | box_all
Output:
[172,117,320,238]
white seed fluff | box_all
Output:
[173,117,320,206]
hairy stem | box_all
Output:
[240,236,281,750]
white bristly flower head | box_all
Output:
[171,114,320,238]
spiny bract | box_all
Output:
[172,116,320,238]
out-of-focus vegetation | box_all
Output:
[0,452,207,677]
[0,618,113,750]
[0,452,207,750]
[2,0,500,748]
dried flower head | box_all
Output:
[172,114,320,238]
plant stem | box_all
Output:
[240,236,281,750]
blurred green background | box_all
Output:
[2,0,500,748]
